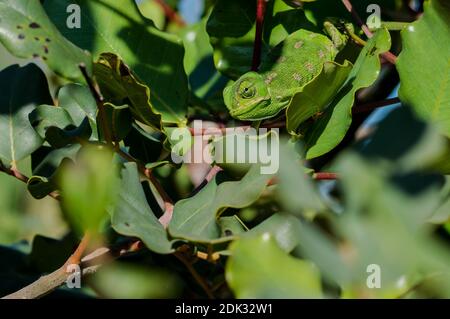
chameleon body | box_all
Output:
[223,23,348,121]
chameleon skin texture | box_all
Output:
[224,29,338,121]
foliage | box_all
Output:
[0,0,449,299]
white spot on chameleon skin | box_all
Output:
[407,25,415,32]
[265,72,278,84]
[294,41,304,49]
[293,73,302,81]
[305,62,314,73]
[309,33,318,38]
[318,50,325,59]
[277,56,287,63]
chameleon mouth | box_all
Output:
[229,96,271,118]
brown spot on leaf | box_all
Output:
[43,45,49,54]
[18,34,25,40]
[29,22,41,29]
[34,37,39,41]
[32,53,39,58]
[43,56,47,61]
[17,25,23,29]
[45,38,51,43]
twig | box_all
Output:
[340,0,397,64]
[2,239,141,299]
[352,97,400,114]
[190,165,223,196]
[313,172,339,180]
[174,251,214,299]
[0,163,60,200]
[154,0,186,27]
[79,64,113,146]
[251,0,268,71]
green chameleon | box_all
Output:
[223,22,350,121]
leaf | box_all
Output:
[110,163,174,254]
[168,165,273,243]
[304,27,391,159]
[244,213,301,252]
[90,262,181,298]
[29,105,75,139]
[397,0,450,137]
[57,84,97,132]
[226,234,322,298]
[44,0,188,125]
[218,215,247,237]
[59,145,119,235]
[93,52,162,130]
[286,61,352,134]
[123,123,165,165]
[181,19,228,101]
[0,64,51,164]
[277,142,326,215]
[0,0,91,81]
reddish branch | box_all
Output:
[252,0,268,71]
[154,0,186,27]
[340,0,397,64]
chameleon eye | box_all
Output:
[238,81,256,99]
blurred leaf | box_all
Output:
[168,165,273,243]
[45,0,188,125]
[0,64,50,164]
[60,145,119,235]
[110,163,174,254]
[181,19,227,100]
[304,28,391,159]
[277,141,326,215]
[30,105,74,138]
[397,0,450,137]
[244,213,301,252]
[0,0,91,82]
[138,0,165,30]
[89,262,181,298]
[226,234,322,298]
[286,61,352,134]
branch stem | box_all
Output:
[251,0,268,71]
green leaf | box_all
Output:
[304,28,391,159]
[277,142,326,215]
[397,0,450,137]
[59,145,119,235]
[0,0,91,82]
[57,84,97,132]
[168,165,273,243]
[286,61,352,134]
[0,64,51,164]
[218,215,247,238]
[102,103,132,142]
[226,234,322,298]
[29,105,74,139]
[90,262,181,298]
[244,213,301,252]
[181,19,227,100]
[110,163,174,254]
[93,53,162,130]
[123,123,165,165]
[44,0,188,125]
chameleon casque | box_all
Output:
[223,22,350,121]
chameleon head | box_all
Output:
[223,72,272,121]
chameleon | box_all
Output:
[223,22,350,121]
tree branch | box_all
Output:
[341,0,397,64]
[154,0,186,27]
[1,239,141,299]
[251,0,268,71]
